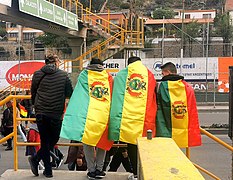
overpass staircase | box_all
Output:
[59,1,144,71]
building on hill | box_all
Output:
[143,9,224,58]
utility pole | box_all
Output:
[180,0,185,75]
[162,16,165,64]
[205,20,209,102]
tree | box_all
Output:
[36,33,72,55]
[214,12,233,56]
[184,20,201,57]
[152,8,175,19]
[0,26,7,41]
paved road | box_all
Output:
[0,135,232,180]
[0,107,231,179]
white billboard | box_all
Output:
[103,58,218,81]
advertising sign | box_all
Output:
[0,61,44,90]
[218,57,233,92]
[142,58,218,81]
[19,0,78,31]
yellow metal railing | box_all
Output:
[0,79,31,101]
[184,127,233,180]
[0,95,232,179]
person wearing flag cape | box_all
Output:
[108,56,157,180]
[156,62,201,148]
[60,58,113,179]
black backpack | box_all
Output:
[3,107,13,127]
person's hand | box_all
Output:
[76,158,83,166]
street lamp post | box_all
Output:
[180,0,185,75]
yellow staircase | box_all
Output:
[59,0,144,71]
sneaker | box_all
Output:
[95,169,106,179]
[56,156,64,168]
[39,162,45,170]
[128,174,138,180]
[87,171,96,180]
[5,147,12,151]
[43,170,53,178]
[28,156,39,176]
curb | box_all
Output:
[202,128,228,135]
[198,109,228,113]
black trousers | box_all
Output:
[35,114,62,174]
[109,147,132,172]
[127,143,137,175]
[4,127,13,148]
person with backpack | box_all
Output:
[1,101,14,151]
[29,54,73,178]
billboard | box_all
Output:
[103,57,218,81]
[0,61,44,90]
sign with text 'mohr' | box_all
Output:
[19,0,78,31]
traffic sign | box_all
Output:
[38,0,54,22]
[67,11,78,30]
[19,0,38,17]
[18,0,78,31]
[54,5,66,27]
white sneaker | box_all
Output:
[128,174,138,180]
[38,162,44,170]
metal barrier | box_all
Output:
[0,95,232,179]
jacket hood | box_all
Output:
[41,64,59,74]
[161,74,184,81]
[86,64,104,72]
[29,123,39,132]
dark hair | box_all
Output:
[45,54,60,64]
[127,56,141,65]
[161,62,177,74]
[90,58,103,66]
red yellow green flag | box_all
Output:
[60,69,113,150]
[156,80,201,148]
[19,104,28,117]
[109,61,157,145]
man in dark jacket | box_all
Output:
[1,101,14,151]
[29,54,73,178]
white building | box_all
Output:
[174,9,216,20]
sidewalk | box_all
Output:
[197,102,228,113]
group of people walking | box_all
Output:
[2,54,201,179]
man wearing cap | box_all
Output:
[29,54,73,178]
[60,58,113,179]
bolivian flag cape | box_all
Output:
[60,69,113,150]
[156,80,202,148]
[109,61,157,145]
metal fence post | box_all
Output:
[228,66,233,179]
